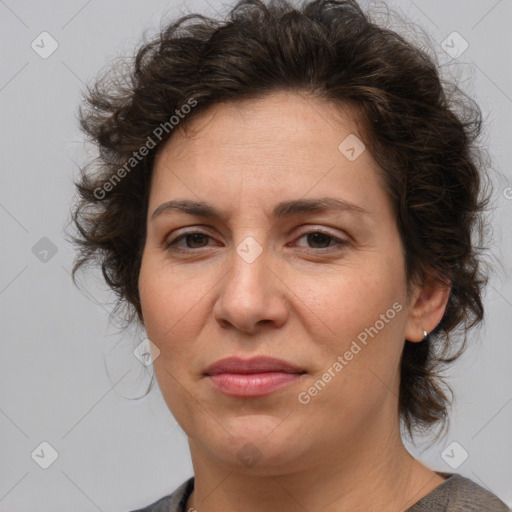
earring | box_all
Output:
[423,329,428,340]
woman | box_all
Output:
[69,0,510,510]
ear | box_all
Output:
[404,270,451,342]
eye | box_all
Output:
[164,229,349,253]
[165,232,213,251]
[292,230,349,252]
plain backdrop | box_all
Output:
[1,0,511,510]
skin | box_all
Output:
[138,90,451,512]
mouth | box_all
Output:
[204,356,306,398]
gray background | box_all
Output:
[1,0,511,510]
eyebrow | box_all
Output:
[150,197,369,222]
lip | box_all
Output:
[204,356,306,398]
[204,356,305,376]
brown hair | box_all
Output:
[67,0,492,441]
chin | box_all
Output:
[196,417,311,472]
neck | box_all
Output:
[185,418,444,512]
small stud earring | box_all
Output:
[423,330,428,340]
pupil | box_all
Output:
[188,234,207,248]
[308,232,330,248]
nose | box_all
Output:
[212,241,289,334]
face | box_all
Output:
[138,91,429,474]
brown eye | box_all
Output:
[165,232,212,250]
[305,232,334,248]
[294,230,349,252]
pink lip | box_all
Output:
[204,356,305,375]
[208,372,303,397]
[204,356,306,397]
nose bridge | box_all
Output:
[235,234,265,266]
[214,233,286,331]
[228,234,268,297]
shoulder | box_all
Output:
[128,477,194,512]
[407,472,510,512]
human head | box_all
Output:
[69,0,490,443]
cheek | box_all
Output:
[303,262,407,393]
[308,267,401,340]
[138,259,209,422]
[139,257,208,342]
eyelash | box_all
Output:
[164,229,350,254]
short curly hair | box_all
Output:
[68,0,492,441]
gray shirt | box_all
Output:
[130,472,511,512]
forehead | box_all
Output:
[150,91,386,213]
[156,91,367,158]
